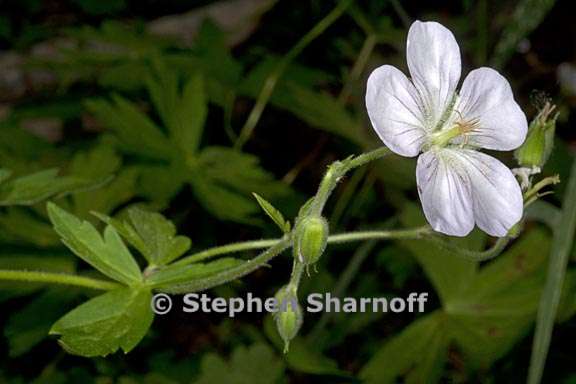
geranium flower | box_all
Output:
[366,21,527,237]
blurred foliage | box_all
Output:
[1,0,576,383]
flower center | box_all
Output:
[429,118,480,148]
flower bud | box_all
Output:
[274,286,302,353]
[293,216,329,265]
[515,101,557,168]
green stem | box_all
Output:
[155,238,292,293]
[0,270,120,291]
[528,157,576,384]
[328,226,431,243]
[234,0,353,149]
[311,147,391,215]
[430,236,510,261]
[171,239,279,267]
[172,224,426,268]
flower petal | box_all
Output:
[416,149,474,236]
[456,149,523,237]
[456,67,528,151]
[407,20,461,129]
[366,65,428,157]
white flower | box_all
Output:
[366,21,528,237]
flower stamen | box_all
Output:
[429,116,480,148]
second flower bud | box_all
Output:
[293,215,329,265]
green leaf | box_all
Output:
[0,168,112,206]
[0,168,11,184]
[95,207,191,266]
[0,207,60,246]
[252,193,290,233]
[360,312,447,384]
[194,343,284,384]
[190,146,290,223]
[399,203,479,304]
[85,96,173,160]
[146,257,244,288]
[47,203,142,285]
[68,145,139,217]
[146,63,207,156]
[50,287,153,357]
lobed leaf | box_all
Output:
[47,203,141,285]
[95,207,191,266]
[50,287,153,357]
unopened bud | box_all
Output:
[515,101,557,168]
[274,286,302,353]
[293,216,329,265]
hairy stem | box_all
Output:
[311,147,391,215]
[0,270,120,291]
[172,224,428,268]
[155,238,292,293]
[429,236,510,261]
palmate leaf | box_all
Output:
[189,146,290,223]
[47,203,141,285]
[85,96,173,160]
[95,207,191,266]
[360,312,448,384]
[146,61,207,157]
[50,287,153,357]
[362,221,552,382]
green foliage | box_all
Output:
[194,343,285,384]
[47,203,142,285]
[0,1,573,382]
[145,258,244,288]
[95,207,191,266]
[49,287,154,357]
[361,204,553,383]
[252,193,291,233]
[85,65,290,223]
[0,168,111,206]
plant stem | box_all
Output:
[328,226,431,243]
[171,239,280,267]
[155,238,292,293]
[429,236,510,261]
[172,224,427,268]
[528,157,576,384]
[234,0,353,149]
[0,270,120,291]
[311,147,391,216]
